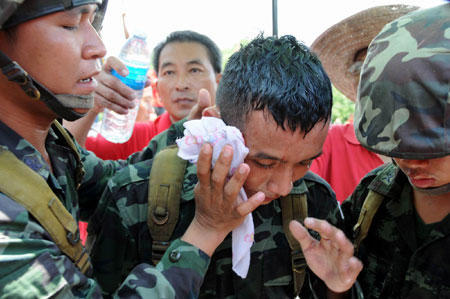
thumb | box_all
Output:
[188,89,212,120]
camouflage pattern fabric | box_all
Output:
[325,163,450,298]
[0,120,210,298]
[87,119,342,299]
[355,3,450,159]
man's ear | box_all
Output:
[215,73,222,84]
[202,106,220,118]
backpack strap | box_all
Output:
[147,145,187,264]
[280,193,308,296]
[0,147,92,275]
[52,120,85,189]
[353,190,384,253]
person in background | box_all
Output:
[309,4,418,203]
[293,4,450,298]
[65,30,222,160]
[0,1,263,297]
[87,34,361,298]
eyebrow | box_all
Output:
[251,151,323,163]
[160,59,205,70]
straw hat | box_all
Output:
[310,5,419,102]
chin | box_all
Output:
[72,108,90,114]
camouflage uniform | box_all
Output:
[330,163,450,298]
[0,120,211,298]
[88,119,342,298]
[326,4,450,298]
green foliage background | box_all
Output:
[331,86,355,124]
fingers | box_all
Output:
[196,143,214,190]
[103,56,128,76]
[304,218,355,256]
[235,191,265,216]
[94,56,137,114]
[289,220,316,251]
[188,88,213,120]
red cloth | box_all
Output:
[79,112,172,244]
[310,123,384,203]
[86,111,172,160]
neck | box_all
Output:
[0,85,55,168]
[413,188,450,224]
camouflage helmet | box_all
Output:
[0,0,108,121]
[355,3,450,159]
[1,0,106,30]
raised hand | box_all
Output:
[182,143,264,256]
[289,218,363,294]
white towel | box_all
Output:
[176,117,253,278]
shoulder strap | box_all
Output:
[280,193,308,296]
[0,147,92,275]
[147,145,187,264]
[353,190,384,253]
[52,120,85,189]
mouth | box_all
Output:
[174,97,195,104]
[77,76,98,93]
[408,176,436,189]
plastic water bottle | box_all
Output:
[100,33,151,143]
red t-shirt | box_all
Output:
[310,123,384,203]
[85,111,173,160]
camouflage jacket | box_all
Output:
[88,119,342,299]
[0,120,210,298]
[335,163,450,298]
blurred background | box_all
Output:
[100,0,445,123]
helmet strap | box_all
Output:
[411,182,450,196]
[0,51,89,121]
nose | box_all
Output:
[175,73,189,91]
[396,158,429,169]
[83,25,107,60]
[267,168,295,197]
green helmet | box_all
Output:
[0,0,108,121]
[355,3,450,159]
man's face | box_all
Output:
[0,5,106,114]
[242,110,330,204]
[156,42,221,123]
[393,156,450,191]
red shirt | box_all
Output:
[86,111,173,160]
[310,122,384,203]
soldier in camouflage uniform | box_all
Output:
[293,3,450,298]
[88,35,363,298]
[0,1,263,298]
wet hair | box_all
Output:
[152,30,222,75]
[216,34,332,135]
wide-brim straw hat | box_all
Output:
[310,4,419,102]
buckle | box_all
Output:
[291,249,307,273]
[152,241,171,264]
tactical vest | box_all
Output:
[147,146,308,295]
[0,120,92,276]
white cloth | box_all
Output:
[176,117,253,278]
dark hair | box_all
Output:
[216,34,332,134]
[152,30,222,75]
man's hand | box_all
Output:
[289,218,363,294]
[182,143,264,256]
[92,56,144,115]
[188,88,214,120]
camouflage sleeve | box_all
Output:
[0,193,103,298]
[1,192,210,299]
[116,239,210,299]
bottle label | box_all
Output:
[111,65,148,91]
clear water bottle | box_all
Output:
[100,33,151,143]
